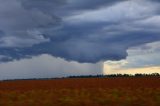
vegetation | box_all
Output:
[0,88,160,106]
[0,76,159,106]
[68,73,160,78]
[1,73,159,81]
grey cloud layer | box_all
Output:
[0,0,160,63]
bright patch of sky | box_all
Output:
[104,41,160,74]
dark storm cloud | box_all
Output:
[0,0,160,63]
[57,0,128,16]
[62,0,126,10]
[0,30,4,37]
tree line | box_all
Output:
[68,73,160,78]
[1,73,159,81]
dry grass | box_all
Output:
[0,77,160,106]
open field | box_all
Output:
[0,77,160,106]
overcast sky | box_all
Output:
[0,0,160,80]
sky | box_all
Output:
[0,0,160,80]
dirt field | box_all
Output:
[0,77,160,106]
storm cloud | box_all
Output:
[0,0,160,63]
